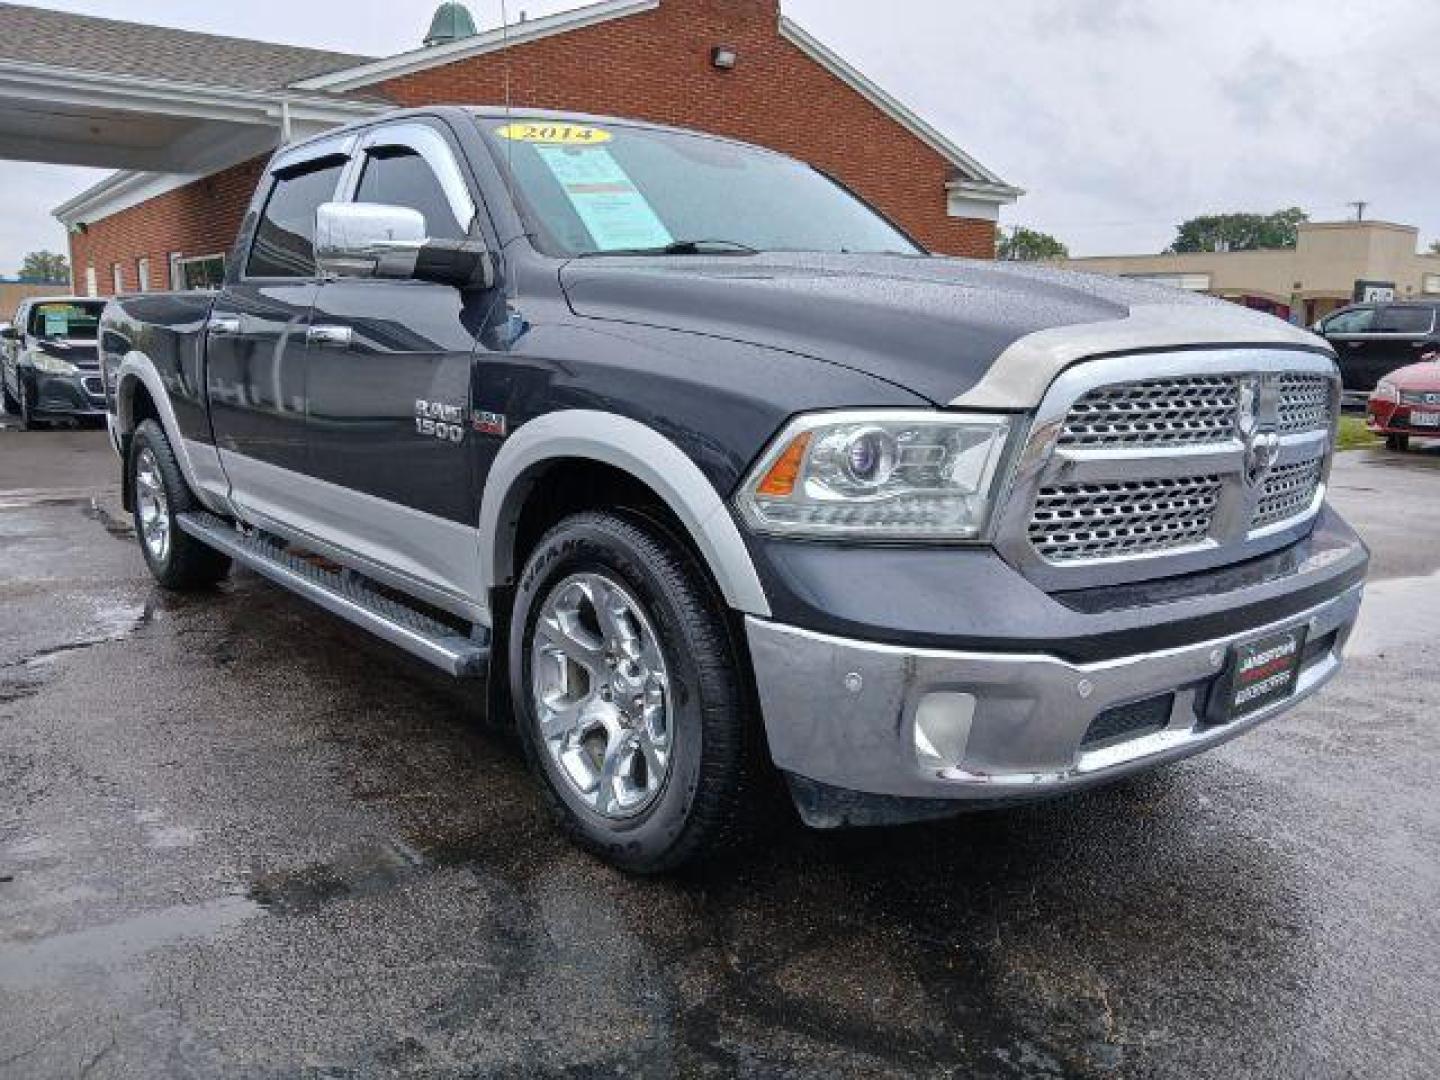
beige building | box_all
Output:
[1061,221,1440,326]
[0,281,65,323]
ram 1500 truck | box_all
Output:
[100,107,1368,872]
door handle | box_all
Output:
[207,316,241,335]
[307,325,353,348]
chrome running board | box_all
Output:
[176,511,489,678]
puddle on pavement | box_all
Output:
[21,599,151,669]
[0,895,260,990]
[1346,572,1440,657]
[247,839,429,916]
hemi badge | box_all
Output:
[473,411,508,437]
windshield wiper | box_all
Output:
[580,239,761,258]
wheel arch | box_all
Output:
[478,411,771,619]
[114,352,211,513]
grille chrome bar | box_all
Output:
[994,350,1341,591]
[1029,475,1222,563]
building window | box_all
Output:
[1424,273,1440,295]
[137,257,150,292]
[84,266,97,297]
[174,254,227,291]
[111,263,124,295]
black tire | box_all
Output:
[509,510,759,873]
[15,375,40,431]
[1386,433,1410,452]
[129,419,232,590]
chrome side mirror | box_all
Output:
[315,201,426,279]
[315,202,495,290]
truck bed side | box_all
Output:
[100,290,219,446]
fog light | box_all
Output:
[913,692,976,768]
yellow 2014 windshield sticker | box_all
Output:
[496,122,613,146]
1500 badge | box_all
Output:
[415,399,465,444]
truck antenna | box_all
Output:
[498,0,524,338]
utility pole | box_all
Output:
[1347,201,1369,222]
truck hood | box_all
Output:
[33,337,99,368]
[559,253,1326,406]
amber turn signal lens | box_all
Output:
[756,432,812,497]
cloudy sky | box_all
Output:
[2,0,1437,275]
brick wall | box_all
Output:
[67,157,266,296]
[69,0,998,282]
[381,0,995,257]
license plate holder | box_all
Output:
[1209,625,1308,724]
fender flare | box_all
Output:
[477,410,771,617]
[114,352,213,507]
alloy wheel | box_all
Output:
[134,447,172,563]
[530,572,673,820]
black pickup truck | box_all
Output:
[100,107,1368,872]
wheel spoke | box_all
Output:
[537,695,589,741]
[589,580,634,653]
[593,732,632,816]
[535,613,603,675]
[635,730,666,793]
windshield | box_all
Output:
[478,117,923,258]
[28,301,104,341]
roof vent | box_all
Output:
[424,2,478,47]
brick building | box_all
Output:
[2,0,1021,294]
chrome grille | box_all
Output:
[1401,390,1440,406]
[1028,476,1222,563]
[1059,376,1237,448]
[1006,354,1340,585]
[1252,458,1324,529]
[1276,374,1333,433]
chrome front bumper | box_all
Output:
[746,583,1363,808]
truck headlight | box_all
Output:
[1373,380,1399,404]
[31,351,79,375]
[736,411,1016,540]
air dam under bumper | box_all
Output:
[747,584,1362,828]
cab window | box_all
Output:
[354,147,468,241]
[1374,306,1436,334]
[247,157,348,278]
[1323,307,1376,334]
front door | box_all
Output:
[1322,305,1380,391]
[303,120,500,606]
[206,146,350,523]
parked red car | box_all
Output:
[1367,348,1440,451]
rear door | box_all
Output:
[206,136,352,523]
[1321,305,1379,391]
[302,119,496,607]
[1369,305,1438,384]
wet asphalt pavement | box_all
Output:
[0,421,1437,1080]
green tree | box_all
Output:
[996,226,1069,261]
[19,250,70,283]
[1166,208,1308,254]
